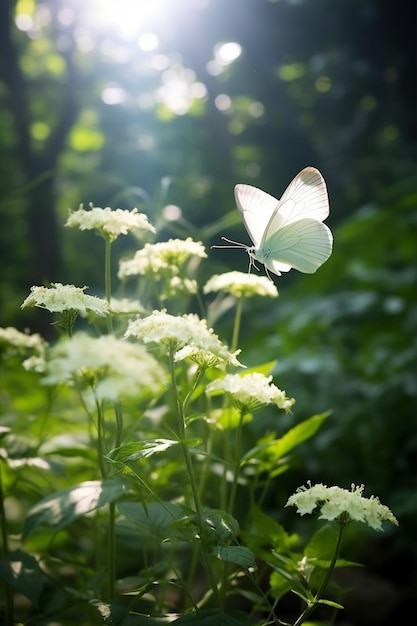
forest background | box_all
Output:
[0,0,415,624]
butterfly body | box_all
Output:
[233,167,333,276]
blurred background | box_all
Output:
[0,0,415,624]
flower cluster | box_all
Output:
[65,205,155,242]
[21,283,109,317]
[125,310,242,368]
[206,372,294,413]
[204,271,278,299]
[286,483,399,531]
[42,333,164,401]
[0,326,47,372]
[118,237,206,279]
[109,297,146,316]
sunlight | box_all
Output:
[79,0,168,39]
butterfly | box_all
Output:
[215,167,333,277]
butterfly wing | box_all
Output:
[258,218,333,275]
[262,167,329,240]
[234,167,332,276]
[234,184,279,249]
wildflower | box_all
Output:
[204,272,278,299]
[118,238,207,279]
[65,205,155,242]
[125,310,242,368]
[286,483,399,531]
[109,297,146,316]
[42,333,165,402]
[21,283,109,317]
[206,372,294,413]
[0,326,47,372]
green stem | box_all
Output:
[108,501,116,600]
[292,521,345,626]
[0,461,14,626]
[167,349,221,609]
[96,398,107,479]
[103,236,119,600]
[231,297,243,353]
[104,237,113,333]
[227,409,246,515]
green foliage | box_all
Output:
[0,203,399,626]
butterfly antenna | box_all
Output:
[211,237,248,250]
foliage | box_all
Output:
[0,203,399,625]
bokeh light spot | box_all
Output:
[139,32,159,52]
[215,94,232,111]
[163,204,182,221]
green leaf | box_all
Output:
[212,545,256,569]
[109,438,202,463]
[242,411,330,465]
[305,524,338,560]
[251,506,293,551]
[173,608,251,625]
[117,501,183,541]
[109,439,180,462]
[201,508,239,544]
[318,598,345,609]
[269,570,296,602]
[0,550,43,605]
[23,478,129,540]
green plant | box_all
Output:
[0,203,397,625]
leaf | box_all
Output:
[0,550,43,605]
[305,523,338,560]
[117,501,183,542]
[242,411,330,465]
[212,545,256,569]
[108,438,202,463]
[109,439,179,462]
[251,506,293,550]
[201,508,239,544]
[23,478,129,540]
[173,608,251,625]
[318,598,344,609]
[269,570,296,602]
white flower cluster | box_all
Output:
[204,271,278,299]
[206,372,294,413]
[109,297,146,316]
[125,310,242,368]
[118,237,207,279]
[66,205,155,242]
[0,326,47,372]
[21,283,109,317]
[42,333,164,401]
[286,483,399,531]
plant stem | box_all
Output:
[227,409,245,515]
[104,236,113,333]
[0,461,14,626]
[231,296,243,353]
[292,522,345,626]
[168,349,221,609]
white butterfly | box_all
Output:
[218,167,333,277]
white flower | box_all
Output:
[65,205,155,242]
[204,272,278,299]
[21,283,109,317]
[109,297,146,315]
[0,326,47,371]
[42,333,165,401]
[286,483,399,531]
[125,310,243,368]
[206,372,294,413]
[118,237,207,279]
